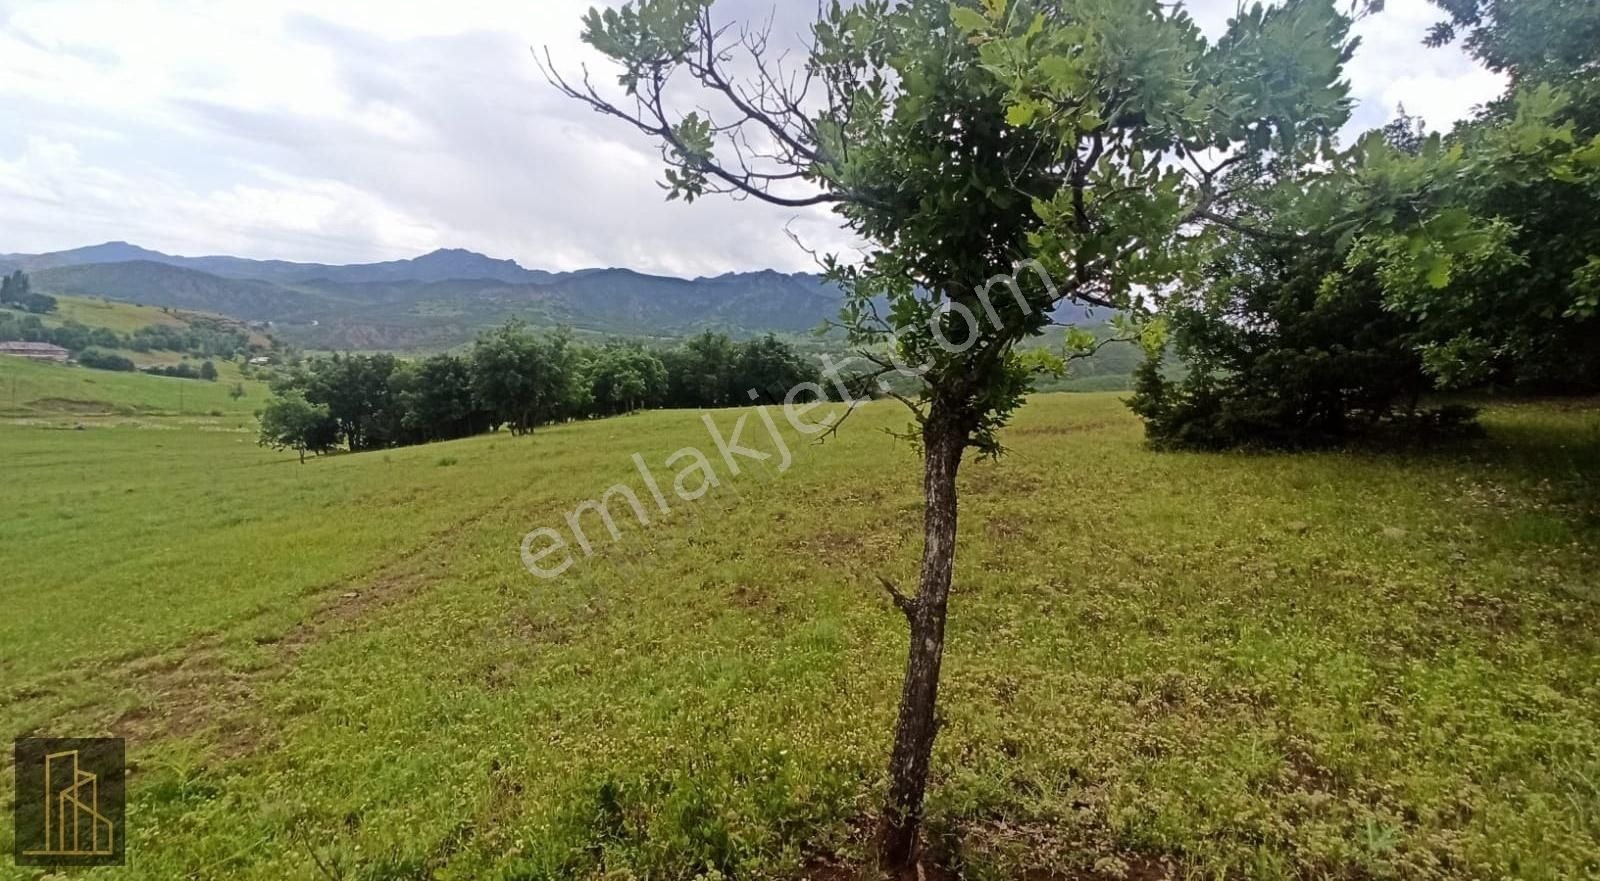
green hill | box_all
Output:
[0,355,265,421]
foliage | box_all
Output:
[0,309,254,361]
[558,0,1363,860]
[1339,83,1600,390]
[1311,0,1600,391]
[259,325,825,456]
[1129,113,1467,449]
[143,362,216,381]
[389,353,496,444]
[584,343,670,415]
[1132,0,1600,448]
[0,270,56,314]
[1424,0,1600,92]
[126,319,253,359]
[75,347,137,372]
[1,312,122,351]
[469,322,585,436]
[256,393,341,463]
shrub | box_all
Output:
[76,348,136,372]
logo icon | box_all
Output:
[13,738,125,867]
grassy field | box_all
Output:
[39,295,191,334]
[1,391,1597,880]
[0,356,267,422]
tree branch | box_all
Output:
[877,575,918,618]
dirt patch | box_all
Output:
[787,529,903,562]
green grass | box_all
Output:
[0,394,1596,880]
[0,356,267,422]
[43,295,191,333]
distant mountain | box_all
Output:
[2,243,554,286]
[184,248,558,286]
[3,241,177,271]
[30,261,328,319]
[6,242,1106,350]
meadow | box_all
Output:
[1,359,1597,880]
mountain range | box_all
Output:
[1,242,1103,351]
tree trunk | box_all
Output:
[879,412,966,873]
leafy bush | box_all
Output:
[75,348,136,372]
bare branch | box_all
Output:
[535,45,846,210]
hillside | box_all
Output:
[31,260,329,319]
[0,354,266,421]
[36,293,190,333]
[1,394,1596,878]
[7,242,1105,350]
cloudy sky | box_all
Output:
[0,0,1503,277]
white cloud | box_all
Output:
[0,0,1507,274]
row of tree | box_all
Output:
[72,347,221,381]
[1132,0,1600,448]
[0,271,56,315]
[259,325,823,460]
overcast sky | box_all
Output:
[0,0,1503,276]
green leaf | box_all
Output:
[950,7,989,34]
[1425,255,1453,289]
[1006,102,1037,127]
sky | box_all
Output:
[0,0,1504,277]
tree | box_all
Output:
[1334,0,1600,391]
[469,322,576,435]
[1424,0,1600,93]
[391,353,494,443]
[1381,104,1428,156]
[549,0,1359,868]
[1128,110,1454,448]
[736,334,822,405]
[663,330,741,407]
[0,271,23,305]
[199,360,218,382]
[293,353,402,451]
[76,348,136,372]
[229,382,247,401]
[0,271,53,314]
[257,394,340,463]
[585,344,668,414]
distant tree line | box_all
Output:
[143,361,219,381]
[74,348,137,372]
[0,311,254,365]
[0,271,55,315]
[258,324,823,460]
[1,313,122,352]
[70,348,220,381]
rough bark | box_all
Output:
[879,406,967,872]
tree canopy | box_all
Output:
[552,0,1366,868]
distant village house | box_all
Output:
[0,342,70,362]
